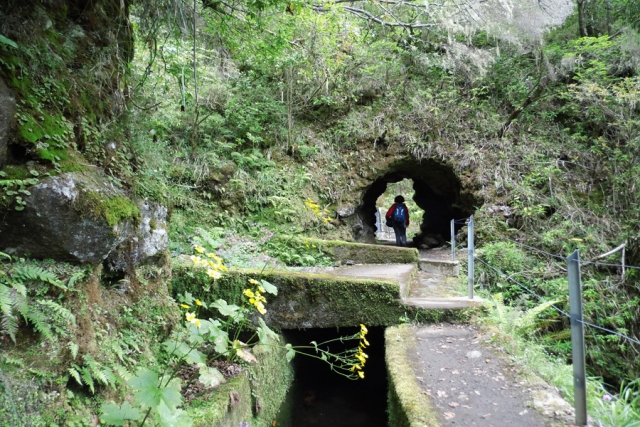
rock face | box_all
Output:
[0,78,16,169]
[0,172,132,264]
[105,200,168,272]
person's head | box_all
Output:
[394,195,405,203]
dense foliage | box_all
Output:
[2,0,640,424]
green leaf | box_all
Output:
[155,401,193,427]
[198,366,225,388]
[285,344,296,362]
[184,348,206,366]
[100,401,141,426]
[211,299,240,319]
[257,318,279,344]
[0,35,18,49]
[260,279,278,295]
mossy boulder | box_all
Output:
[105,200,169,272]
[0,171,138,264]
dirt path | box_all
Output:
[408,323,576,427]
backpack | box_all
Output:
[393,204,406,223]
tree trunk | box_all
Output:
[577,0,589,37]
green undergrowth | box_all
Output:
[475,292,640,426]
[0,254,179,426]
[472,240,640,387]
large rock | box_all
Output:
[105,200,168,272]
[0,78,16,169]
[0,172,135,264]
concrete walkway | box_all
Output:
[321,245,574,426]
[408,324,575,427]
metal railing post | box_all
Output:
[451,219,455,261]
[467,215,474,300]
[567,250,587,426]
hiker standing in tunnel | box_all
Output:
[386,195,410,247]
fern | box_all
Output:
[81,366,96,393]
[14,296,53,342]
[68,342,79,360]
[66,271,85,289]
[515,299,561,335]
[113,364,132,382]
[36,299,76,325]
[68,366,83,385]
[12,264,66,290]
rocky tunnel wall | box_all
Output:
[352,158,479,246]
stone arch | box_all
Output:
[352,158,479,245]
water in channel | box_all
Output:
[275,326,388,427]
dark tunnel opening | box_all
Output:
[276,326,387,427]
[354,159,479,246]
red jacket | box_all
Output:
[386,203,410,226]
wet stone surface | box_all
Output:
[409,324,574,427]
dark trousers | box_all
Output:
[393,222,407,247]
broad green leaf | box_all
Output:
[100,401,141,426]
[211,299,240,318]
[155,401,193,427]
[128,368,159,390]
[184,348,206,366]
[260,279,278,295]
[163,340,193,358]
[198,366,225,388]
[257,318,279,344]
[129,368,163,408]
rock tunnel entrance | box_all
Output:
[354,159,478,246]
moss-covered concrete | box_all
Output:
[190,373,253,427]
[172,262,472,329]
[273,235,419,265]
[386,325,441,427]
[250,340,295,426]
[187,339,293,427]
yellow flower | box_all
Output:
[195,299,202,306]
[243,289,254,297]
[249,298,256,304]
[185,312,196,322]
[361,337,370,347]
[358,371,364,379]
[207,252,216,259]
[193,319,201,328]
[207,269,222,279]
[219,265,228,271]
[194,245,205,253]
[248,278,259,285]
[257,305,267,315]
[189,255,198,263]
[360,324,368,334]
[258,285,266,293]
[350,364,361,371]
[180,304,190,309]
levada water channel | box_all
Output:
[275,326,388,427]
